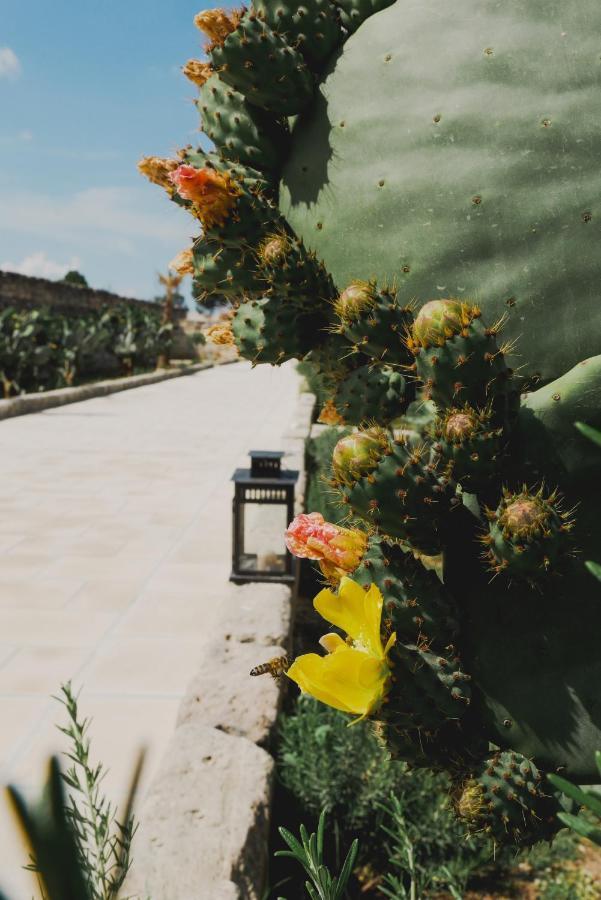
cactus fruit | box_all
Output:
[144,0,601,847]
[331,363,413,426]
[407,300,515,423]
[453,751,562,846]
[483,487,575,584]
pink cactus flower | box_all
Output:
[285,513,367,584]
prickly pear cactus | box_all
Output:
[141,0,601,848]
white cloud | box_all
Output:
[0,47,21,80]
[0,186,193,249]
[1,251,81,279]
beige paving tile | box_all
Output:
[83,637,204,695]
[116,588,218,639]
[0,646,90,695]
[40,554,157,581]
[0,610,114,647]
[0,576,84,611]
[0,697,51,769]
[67,579,143,614]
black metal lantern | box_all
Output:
[231,451,299,584]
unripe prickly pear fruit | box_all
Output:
[408,298,515,420]
[453,751,563,847]
[332,429,387,485]
[411,298,474,350]
[483,487,575,583]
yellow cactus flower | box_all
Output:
[287,577,396,720]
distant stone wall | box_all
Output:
[0,270,161,315]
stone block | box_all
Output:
[217,582,292,648]
[177,641,287,746]
[125,724,273,900]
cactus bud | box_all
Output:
[168,165,240,228]
[334,280,375,322]
[137,156,179,189]
[194,8,241,46]
[206,321,236,346]
[332,429,387,485]
[444,410,478,442]
[258,234,288,267]
[455,779,486,823]
[412,299,480,349]
[317,399,344,426]
[183,59,213,87]
[169,248,194,276]
[285,512,368,584]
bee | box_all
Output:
[249,655,292,680]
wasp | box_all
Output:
[250,655,292,680]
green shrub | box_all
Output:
[0,303,171,396]
[277,696,514,892]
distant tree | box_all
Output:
[62,270,89,288]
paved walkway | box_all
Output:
[0,361,299,897]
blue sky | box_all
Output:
[0,0,214,302]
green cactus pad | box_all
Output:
[454,751,562,847]
[257,232,336,307]
[335,282,414,365]
[196,74,289,172]
[333,0,396,34]
[192,241,263,300]
[232,296,325,365]
[336,433,454,552]
[352,536,459,649]
[280,0,601,383]
[253,0,342,65]
[384,642,471,732]
[210,12,314,116]
[331,363,413,425]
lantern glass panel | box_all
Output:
[238,498,288,574]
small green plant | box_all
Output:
[3,683,144,900]
[548,753,601,848]
[275,810,358,900]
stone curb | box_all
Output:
[0,360,239,421]
[127,382,315,900]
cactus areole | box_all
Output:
[142,0,601,846]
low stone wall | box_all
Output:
[0,270,162,314]
[126,386,315,900]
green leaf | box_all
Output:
[575,421,601,448]
[548,773,601,818]
[585,560,601,582]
